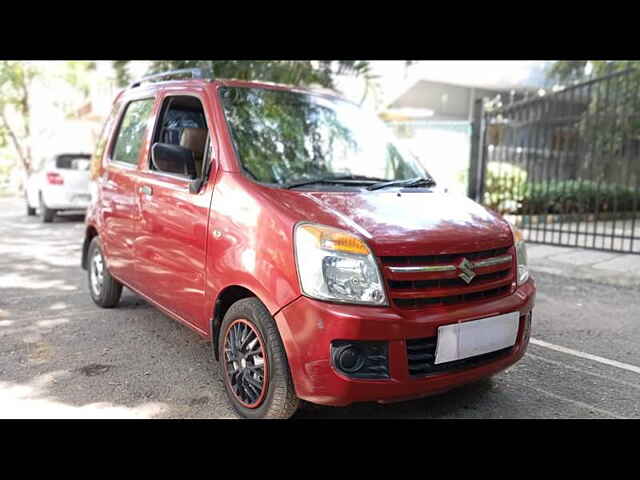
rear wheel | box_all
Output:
[39,194,55,223]
[88,236,123,308]
[26,195,36,216]
[219,297,299,419]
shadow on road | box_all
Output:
[294,379,496,419]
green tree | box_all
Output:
[113,60,131,88]
[547,60,640,84]
[0,61,37,174]
[546,61,640,185]
[62,61,97,98]
[1,61,100,176]
[547,60,589,83]
[112,60,380,101]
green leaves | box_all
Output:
[547,61,589,83]
[483,162,528,213]
[112,61,131,88]
[519,180,640,215]
[0,61,35,111]
[485,172,640,216]
[0,61,38,173]
[113,60,376,93]
[62,61,94,98]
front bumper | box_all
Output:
[274,280,535,406]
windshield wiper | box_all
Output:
[284,175,388,190]
[366,176,437,191]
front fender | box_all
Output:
[203,174,301,325]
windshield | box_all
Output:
[219,86,429,187]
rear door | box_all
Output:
[100,96,157,287]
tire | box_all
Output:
[39,194,55,223]
[218,297,299,419]
[87,236,123,308]
[26,196,36,216]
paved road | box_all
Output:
[1,196,639,418]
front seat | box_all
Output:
[180,128,207,176]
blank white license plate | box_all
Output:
[434,311,519,365]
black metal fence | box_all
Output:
[469,65,640,254]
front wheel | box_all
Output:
[87,236,123,308]
[219,298,299,419]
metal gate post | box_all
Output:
[468,98,487,202]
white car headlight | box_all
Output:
[513,227,530,286]
[294,223,387,306]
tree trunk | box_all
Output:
[0,109,32,174]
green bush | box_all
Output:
[518,180,640,214]
[481,161,640,214]
[483,162,528,213]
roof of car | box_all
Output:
[121,77,348,103]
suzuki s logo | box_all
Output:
[458,258,476,284]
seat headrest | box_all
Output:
[180,128,207,157]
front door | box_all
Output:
[134,93,214,329]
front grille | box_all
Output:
[388,268,510,291]
[394,285,511,309]
[406,336,513,377]
[382,247,510,267]
[382,246,514,310]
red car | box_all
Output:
[82,69,535,419]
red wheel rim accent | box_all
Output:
[222,318,269,409]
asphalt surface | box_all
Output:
[1,196,639,419]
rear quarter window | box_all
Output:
[90,102,121,180]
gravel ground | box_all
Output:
[1,196,639,419]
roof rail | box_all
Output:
[129,68,212,88]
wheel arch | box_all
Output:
[210,285,262,361]
[81,225,99,270]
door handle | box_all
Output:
[140,185,153,196]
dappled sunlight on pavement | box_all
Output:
[0,196,237,419]
[0,376,168,419]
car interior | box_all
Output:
[152,95,210,179]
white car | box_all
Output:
[25,153,92,222]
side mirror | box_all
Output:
[151,143,197,178]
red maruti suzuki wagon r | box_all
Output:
[82,69,535,418]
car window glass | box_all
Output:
[91,102,121,179]
[56,155,91,170]
[112,98,155,165]
[151,96,209,178]
[219,87,427,186]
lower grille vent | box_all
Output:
[406,336,513,376]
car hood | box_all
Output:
[268,189,514,257]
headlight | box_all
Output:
[294,223,387,306]
[513,227,530,286]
